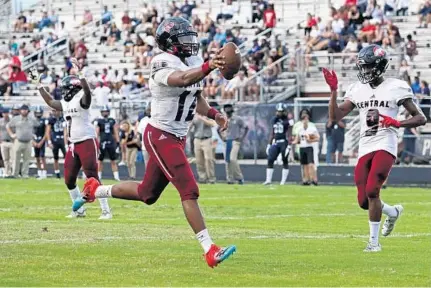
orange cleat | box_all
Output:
[205,244,236,268]
[72,177,100,211]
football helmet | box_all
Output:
[34,105,43,118]
[100,105,110,117]
[356,44,389,84]
[155,17,199,58]
[61,75,82,102]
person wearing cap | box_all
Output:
[190,114,216,184]
[11,104,21,117]
[6,104,40,178]
[218,104,248,184]
[0,107,14,177]
[136,103,151,166]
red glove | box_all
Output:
[379,114,400,128]
[322,68,338,91]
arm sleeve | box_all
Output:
[396,81,414,106]
[344,83,356,106]
[150,59,178,86]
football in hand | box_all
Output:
[219,42,242,80]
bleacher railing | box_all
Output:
[22,36,70,71]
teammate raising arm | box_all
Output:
[72,17,236,268]
[323,44,426,252]
[33,59,112,219]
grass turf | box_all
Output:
[0,179,430,286]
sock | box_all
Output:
[369,221,380,245]
[95,185,113,198]
[113,171,120,180]
[0,168,3,177]
[55,170,60,174]
[37,170,41,177]
[196,229,214,253]
[281,169,289,183]
[98,198,110,212]
[265,168,273,183]
[68,187,81,201]
[98,171,102,180]
[42,170,47,177]
[381,200,398,217]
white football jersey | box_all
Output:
[345,78,413,159]
[149,52,203,137]
[61,90,96,143]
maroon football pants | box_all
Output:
[354,150,395,210]
[64,138,99,189]
[137,124,199,204]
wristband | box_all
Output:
[48,140,52,145]
[201,61,212,75]
[207,107,219,120]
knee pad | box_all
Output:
[65,182,76,190]
[358,198,369,210]
[267,160,275,169]
[179,180,199,202]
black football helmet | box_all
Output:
[34,105,43,118]
[155,17,199,58]
[61,75,82,102]
[356,44,389,84]
[100,105,110,117]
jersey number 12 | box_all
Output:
[175,91,199,122]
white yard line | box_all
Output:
[0,233,430,245]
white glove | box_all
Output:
[285,145,291,157]
[266,144,271,156]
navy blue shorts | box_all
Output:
[34,144,46,158]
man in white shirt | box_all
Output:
[93,82,110,107]
[224,71,247,99]
[137,103,151,166]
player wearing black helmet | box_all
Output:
[94,105,120,181]
[74,17,236,268]
[323,44,426,252]
[33,106,48,180]
[33,58,112,219]
[263,103,294,185]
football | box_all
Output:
[219,42,242,80]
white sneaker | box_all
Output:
[99,210,112,220]
[37,175,47,181]
[114,178,121,182]
[363,242,382,252]
[118,161,126,166]
[263,181,271,185]
[382,204,403,237]
[65,209,86,218]
[280,181,286,185]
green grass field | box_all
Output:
[0,179,430,287]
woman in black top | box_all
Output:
[120,121,140,179]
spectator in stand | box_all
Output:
[107,24,121,46]
[82,8,93,25]
[387,21,402,46]
[50,10,59,28]
[168,1,179,16]
[180,0,197,19]
[217,0,239,23]
[14,12,26,32]
[122,11,132,32]
[411,76,422,94]
[421,80,430,96]
[74,39,88,60]
[26,10,37,32]
[9,36,19,56]
[101,6,113,25]
[224,71,248,100]
[7,65,27,97]
[383,0,396,15]
[331,14,345,34]
[342,36,359,63]
[56,21,68,40]
[123,33,134,57]
[38,11,52,31]
[399,59,412,80]
[39,68,53,86]
[359,20,377,42]
[136,72,146,88]
[348,5,364,30]
[51,79,62,100]
[397,0,409,16]
[213,27,227,46]
[304,13,317,36]
[328,33,343,54]
[263,3,276,30]
[262,57,278,86]
[94,81,111,107]
[405,34,418,62]
[418,1,431,28]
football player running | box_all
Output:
[33,58,112,219]
[263,103,294,185]
[72,17,236,267]
[323,44,426,252]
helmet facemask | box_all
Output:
[172,32,200,58]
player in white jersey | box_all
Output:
[71,17,236,268]
[33,58,112,220]
[323,44,426,252]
